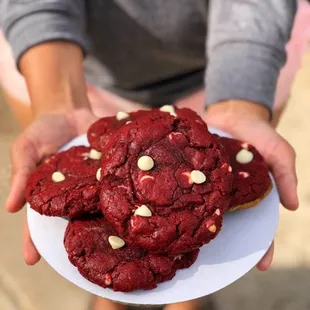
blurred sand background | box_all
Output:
[0,51,310,309]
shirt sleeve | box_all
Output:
[205,0,297,113]
[0,0,89,65]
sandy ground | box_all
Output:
[1,52,310,309]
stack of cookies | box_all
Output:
[26,106,272,292]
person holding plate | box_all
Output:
[0,0,300,309]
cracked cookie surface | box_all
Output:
[64,217,199,292]
[99,109,233,253]
[219,137,272,211]
[26,146,101,218]
[87,110,150,151]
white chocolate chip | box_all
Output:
[208,224,217,233]
[81,152,90,160]
[190,170,206,184]
[137,156,154,171]
[160,105,174,113]
[140,175,154,182]
[236,149,254,164]
[214,209,221,216]
[126,121,132,124]
[116,111,130,121]
[134,205,152,217]
[89,149,102,160]
[52,171,65,183]
[104,274,112,286]
[181,171,193,185]
[221,163,231,171]
[117,185,127,190]
[168,132,183,141]
[159,105,177,117]
[239,171,250,178]
[173,255,183,262]
[96,168,102,181]
[108,236,125,249]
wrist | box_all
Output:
[33,107,97,136]
[34,105,92,119]
[204,100,270,131]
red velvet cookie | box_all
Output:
[87,106,203,151]
[64,217,199,292]
[87,110,150,151]
[219,137,272,211]
[99,108,233,253]
[26,146,102,218]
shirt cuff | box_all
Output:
[205,42,286,116]
[5,11,89,68]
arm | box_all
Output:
[20,41,90,116]
[1,1,97,265]
[0,0,90,116]
[204,0,298,271]
[7,43,95,264]
[205,0,297,116]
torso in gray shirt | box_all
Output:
[0,0,297,110]
[85,0,207,106]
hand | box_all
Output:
[204,100,299,271]
[5,108,97,265]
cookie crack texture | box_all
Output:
[64,218,199,292]
[100,109,232,253]
[26,146,101,218]
[219,137,271,210]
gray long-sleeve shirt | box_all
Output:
[0,0,297,111]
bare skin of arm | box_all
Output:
[20,41,90,115]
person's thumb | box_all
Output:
[265,137,298,211]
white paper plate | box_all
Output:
[27,128,279,305]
